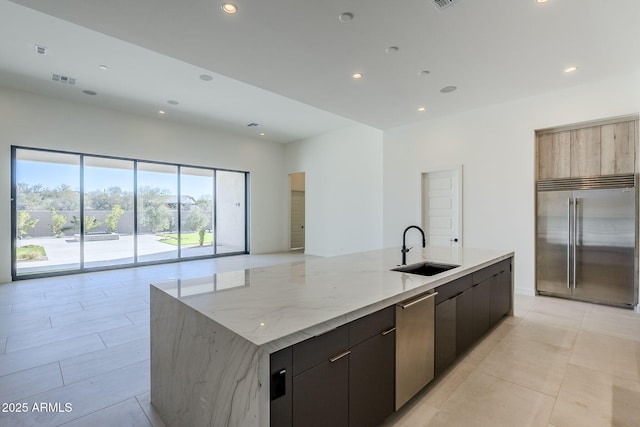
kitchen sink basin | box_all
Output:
[391,262,459,276]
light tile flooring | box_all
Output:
[0,254,639,427]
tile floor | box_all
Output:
[0,254,639,427]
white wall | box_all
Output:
[285,125,384,256]
[383,72,640,295]
[0,87,289,283]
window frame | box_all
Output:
[11,145,249,280]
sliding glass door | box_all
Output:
[137,162,179,263]
[83,157,135,268]
[14,150,81,275]
[216,171,247,254]
[12,147,248,279]
[180,167,215,258]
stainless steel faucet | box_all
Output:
[401,225,426,265]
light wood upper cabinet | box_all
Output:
[537,131,570,179]
[537,118,638,180]
[600,121,635,175]
[571,126,601,177]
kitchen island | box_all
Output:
[150,246,514,427]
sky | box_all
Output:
[16,160,216,198]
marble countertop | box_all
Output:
[151,246,513,351]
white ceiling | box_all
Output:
[2,0,640,143]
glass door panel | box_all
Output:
[15,149,81,276]
[137,162,178,262]
[179,167,214,258]
[83,157,135,268]
[216,171,246,254]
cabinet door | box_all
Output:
[349,329,395,427]
[601,121,635,174]
[538,131,570,179]
[270,347,293,427]
[435,297,456,376]
[490,267,512,326]
[292,355,349,427]
[455,287,474,356]
[472,278,492,342]
[571,126,601,177]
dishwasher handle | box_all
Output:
[398,292,438,309]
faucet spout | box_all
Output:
[401,225,426,265]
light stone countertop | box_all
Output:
[151,246,513,352]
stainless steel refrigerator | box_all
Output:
[536,174,638,308]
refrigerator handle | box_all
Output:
[567,198,571,289]
[573,198,578,289]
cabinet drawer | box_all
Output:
[435,274,472,304]
[292,325,349,376]
[472,260,508,284]
[349,306,395,347]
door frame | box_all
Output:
[418,165,463,247]
[289,172,305,251]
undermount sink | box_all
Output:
[392,262,459,276]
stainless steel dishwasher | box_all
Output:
[395,290,437,410]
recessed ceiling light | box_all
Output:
[419,70,431,76]
[352,72,364,80]
[221,2,238,14]
[200,74,213,81]
[98,65,109,70]
[537,0,549,3]
[167,100,179,105]
[440,86,457,93]
[158,110,166,115]
[418,107,426,112]
[385,46,399,54]
[564,66,578,73]
[82,90,97,96]
[259,132,265,136]
[339,12,354,23]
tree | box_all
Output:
[17,211,39,239]
[105,204,124,233]
[142,203,173,233]
[16,183,79,211]
[85,187,133,211]
[139,186,175,234]
[183,205,210,246]
[49,208,68,238]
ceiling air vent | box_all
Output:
[432,0,462,9]
[51,74,77,85]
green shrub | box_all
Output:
[17,211,38,239]
[105,204,124,233]
[49,208,68,238]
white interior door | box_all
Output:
[421,168,462,247]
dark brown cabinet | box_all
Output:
[434,296,455,376]
[471,275,492,342]
[348,306,395,427]
[490,262,512,325]
[292,355,349,427]
[272,257,512,426]
[434,257,512,376]
[291,325,349,427]
[271,307,395,427]
[270,347,293,427]
[455,287,474,356]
